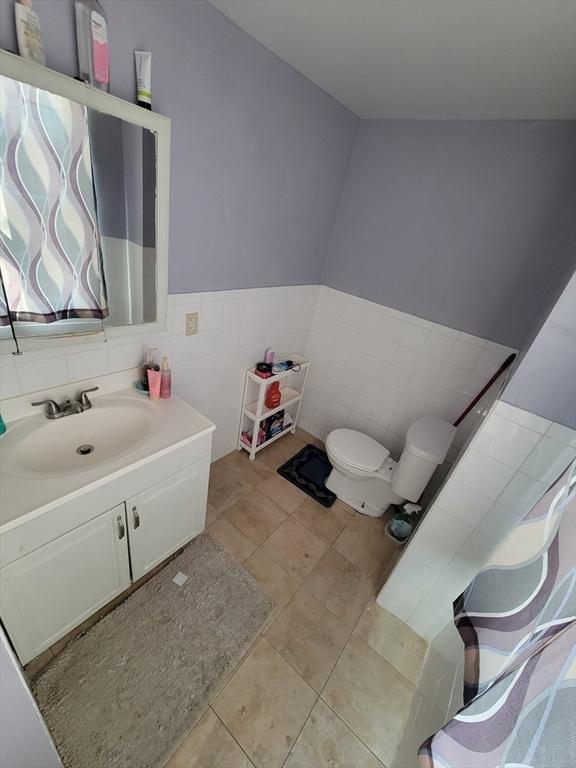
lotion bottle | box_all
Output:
[160,356,172,399]
[14,0,46,66]
[74,0,109,91]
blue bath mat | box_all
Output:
[277,444,336,508]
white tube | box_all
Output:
[134,50,151,109]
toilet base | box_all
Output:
[325,467,404,518]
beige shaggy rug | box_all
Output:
[34,534,273,768]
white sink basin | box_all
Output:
[2,396,160,478]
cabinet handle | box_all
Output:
[117,515,125,540]
[132,506,140,529]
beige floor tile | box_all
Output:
[225,490,288,546]
[264,590,350,692]
[208,518,257,563]
[243,549,299,622]
[304,549,377,628]
[222,449,274,485]
[261,518,328,583]
[354,604,427,685]
[333,513,399,578]
[321,636,414,767]
[205,503,221,526]
[284,699,384,768]
[213,637,317,768]
[258,433,306,468]
[165,708,254,768]
[293,498,353,545]
[295,428,324,449]
[258,474,307,514]
[208,462,256,512]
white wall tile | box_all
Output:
[400,324,430,351]
[494,401,551,434]
[497,472,549,516]
[16,355,70,394]
[451,449,516,499]
[472,414,541,469]
[546,422,576,447]
[435,479,493,526]
[477,503,521,541]
[458,530,497,567]
[521,438,576,485]
[0,360,21,400]
[446,340,483,371]
[66,348,110,382]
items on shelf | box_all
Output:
[74,0,110,91]
[134,50,152,109]
[255,362,273,378]
[265,381,281,409]
[14,0,46,66]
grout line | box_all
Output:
[210,706,256,767]
[320,698,390,767]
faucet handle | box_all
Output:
[78,386,99,409]
[31,399,61,417]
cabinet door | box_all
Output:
[128,458,209,581]
[0,504,131,665]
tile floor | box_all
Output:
[165,430,428,768]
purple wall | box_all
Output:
[503,272,576,430]
[322,120,576,349]
[0,0,357,293]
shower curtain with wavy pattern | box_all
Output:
[0,75,108,325]
[419,460,575,768]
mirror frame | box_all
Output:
[0,50,171,353]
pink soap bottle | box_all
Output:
[160,356,172,399]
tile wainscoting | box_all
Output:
[378,399,576,641]
[0,285,317,461]
[1,282,515,464]
[299,286,517,461]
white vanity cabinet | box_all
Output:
[127,458,210,581]
[0,437,212,666]
[0,504,131,665]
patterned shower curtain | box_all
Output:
[419,460,575,768]
[0,75,108,325]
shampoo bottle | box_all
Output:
[74,0,109,91]
[14,0,46,65]
[160,356,172,399]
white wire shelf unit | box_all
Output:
[237,354,309,460]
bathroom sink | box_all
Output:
[2,396,160,478]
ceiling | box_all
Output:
[209,0,576,119]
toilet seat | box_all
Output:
[326,429,389,472]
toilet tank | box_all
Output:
[392,416,456,502]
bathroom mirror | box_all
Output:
[0,51,170,352]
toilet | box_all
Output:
[325,415,456,517]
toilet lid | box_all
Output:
[327,429,389,472]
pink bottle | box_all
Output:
[160,356,172,399]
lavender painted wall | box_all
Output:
[322,120,576,349]
[504,272,576,430]
[0,0,357,293]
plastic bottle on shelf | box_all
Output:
[265,381,281,409]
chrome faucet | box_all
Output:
[32,387,99,419]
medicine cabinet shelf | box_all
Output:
[238,355,309,461]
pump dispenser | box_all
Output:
[160,356,172,399]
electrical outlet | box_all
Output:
[185,312,198,336]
